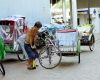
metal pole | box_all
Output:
[88,0,91,24]
[70,0,72,26]
[62,0,66,24]
[72,0,77,28]
[50,0,53,23]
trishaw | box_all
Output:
[0,17,27,61]
[56,29,80,62]
[77,24,95,51]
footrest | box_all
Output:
[61,53,77,56]
[57,52,78,56]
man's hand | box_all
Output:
[31,45,36,49]
[37,37,41,40]
[36,35,41,40]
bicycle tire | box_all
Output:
[89,34,95,51]
[0,62,5,76]
[39,46,62,69]
[16,51,26,61]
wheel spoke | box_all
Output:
[39,45,62,69]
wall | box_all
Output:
[78,8,100,33]
[77,0,100,9]
[0,0,51,26]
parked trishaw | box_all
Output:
[77,24,95,51]
[56,29,81,62]
[0,17,27,61]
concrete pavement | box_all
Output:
[0,34,100,80]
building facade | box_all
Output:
[78,8,100,33]
[70,0,100,33]
[0,0,51,26]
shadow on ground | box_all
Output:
[81,50,92,54]
[58,61,79,68]
[2,58,20,64]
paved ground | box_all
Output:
[0,34,100,80]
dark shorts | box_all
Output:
[24,43,39,59]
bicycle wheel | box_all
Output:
[39,45,62,69]
[16,50,26,61]
[89,34,95,51]
[0,62,5,76]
